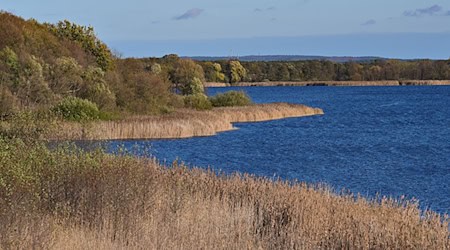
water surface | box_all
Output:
[107,86,450,214]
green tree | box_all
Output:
[15,55,53,106]
[171,59,205,95]
[203,62,225,82]
[226,60,247,84]
[81,66,116,110]
[49,20,113,71]
[49,57,83,96]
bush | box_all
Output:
[52,96,99,121]
[0,85,19,117]
[0,110,56,142]
[209,91,252,107]
[184,94,212,110]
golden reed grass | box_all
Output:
[56,103,324,140]
[204,80,450,87]
[2,148,448,250]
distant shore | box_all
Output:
[205,80,450,87]
[57,103,323,140]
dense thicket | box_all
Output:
[0,12,203,118]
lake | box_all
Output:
[106,86,450,215]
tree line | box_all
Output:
[196,59,450,83]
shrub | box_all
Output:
[209,91,252,107]
[0,85,19,117]
[52,96,99,121]
[0,110,57,142]
[184,94,212,110]
[168,94,186,109]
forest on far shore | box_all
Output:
[195,58,450,83]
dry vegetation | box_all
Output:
[56,103,324,140]
[1,140,448,249]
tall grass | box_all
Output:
[56,103,324,140]
[0,139,448,249]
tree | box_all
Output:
[48,20,114,71]
[226,60,247,84]
[368,65,382,81]
[171,59,205,95]
[185,77,204,95]
[0,47,20,86]
[150,63,162,75]
[203,62,225,82]
[348,62,364,81]
[49,56,83,96]
[18,55,53,105]
[81,66,116,110]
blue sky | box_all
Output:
[2,0,450,59]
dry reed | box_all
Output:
[1,143,448,249]
[56,103,324,140]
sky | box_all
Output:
[2,0,450,59]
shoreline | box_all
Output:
[205,80,450,87]
[56,103,323,140]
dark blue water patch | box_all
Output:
[106,86,450,215]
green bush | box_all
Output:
[209,91,252,107]
[52,96,100,121]
[184,94,212,110]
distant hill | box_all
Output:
[185,55,385,63]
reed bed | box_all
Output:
[204,80,450,87]
[1,141,448,249]
[57,103,323,140]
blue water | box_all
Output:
[107,86,450,215]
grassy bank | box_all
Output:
[55,103,324,140]
[0,139,448,249]
[205,80,450,87]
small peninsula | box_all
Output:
[58,103,324,140]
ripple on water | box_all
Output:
[107,86,450,215]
